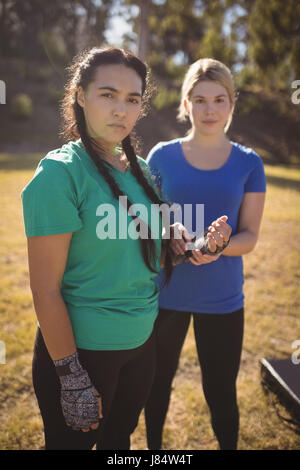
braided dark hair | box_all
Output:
[61,47,173,282]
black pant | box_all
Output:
[144,307,244,450]
[32,327,156,450]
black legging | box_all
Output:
[144,307,244,450]
[32,327,156,450]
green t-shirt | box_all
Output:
[21,140,162,350]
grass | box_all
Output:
[0,153,300,450]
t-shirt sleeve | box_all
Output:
[21,157,83,237]
[146,145,164,197]
[137,156,162,198]
[244,154,266,193]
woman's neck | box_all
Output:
[183,129,229,149]
[91,137,121,159]
[181,128,232,170]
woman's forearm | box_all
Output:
[32,289,77,361]
[221,230,258,256]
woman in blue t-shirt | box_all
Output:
[145,58,266,450]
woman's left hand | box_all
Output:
[190,215,232,265]
[189,251,221,266]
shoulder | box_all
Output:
[44,140,84,169]
[232,141,262,163]
[136,155,148,169]
[231,141,265,172]
[21,141,83,197]
[146,138,181,164]
[37,140,85,175]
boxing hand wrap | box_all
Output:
[54,351,100,431]
[171,228,231,265]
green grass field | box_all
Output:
[0,152,299,450]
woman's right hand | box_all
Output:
[169,222,192,256]
[54,351,103,432]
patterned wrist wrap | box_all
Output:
[54,352,100,431]
[190,228,231,256]
[172,228,231,265]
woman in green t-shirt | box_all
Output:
[22,47,231,450]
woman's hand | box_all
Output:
[54,351,103,432]
[189,251,221,266]
[205,215,232,253]
[169,216,232,266]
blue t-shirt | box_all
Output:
[146,138,266,314]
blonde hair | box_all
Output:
[178,58,236,132]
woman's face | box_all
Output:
[77,64,143,147]
[184,80,234,136]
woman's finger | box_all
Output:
[190,250,204,263]
[97,394,103,419]
[207,234,217,252]
[182,226,192,242]
[211,220,232,241]
[189,251,220,265]
[202,254,220,262]
[171,223,192,242]
[208,227,223,246]
[91,422,100,430]
[171,239,186,255]
[189,256,203,265]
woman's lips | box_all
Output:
[202,120,218,125]
[108,123,126,129]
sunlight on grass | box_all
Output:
[0,158,299,450]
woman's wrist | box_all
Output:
[203,233,231,256]
[53,351,81,377]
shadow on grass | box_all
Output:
[0,153,42,171]
[1,152,300,194]
[266,174,300,192]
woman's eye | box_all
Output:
[128,98,139,104]
[101,93,113,98]
[216,98,225,103]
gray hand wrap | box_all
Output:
[191,228,231,255]
[54,352,99,431]
[171,228,231,265]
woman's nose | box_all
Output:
[205,102,215,114]
[113,101,126,117]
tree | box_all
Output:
[248,0,300,89]
[121,0,238,78]
[138,0,150,61]
[0,0,111,62]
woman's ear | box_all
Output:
[77,87,85,108]
[183,98,190,118]
[230,99,236,114]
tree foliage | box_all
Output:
[122,0,238,78]
[0,0,298,90]
[0,0,111,62]
[248,0,300,88]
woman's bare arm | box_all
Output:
[27,233,77,360]
[220,193,265,256]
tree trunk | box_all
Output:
[138,0,150,61]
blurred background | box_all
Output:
[0,0,299,450]
[0,0,300,163]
